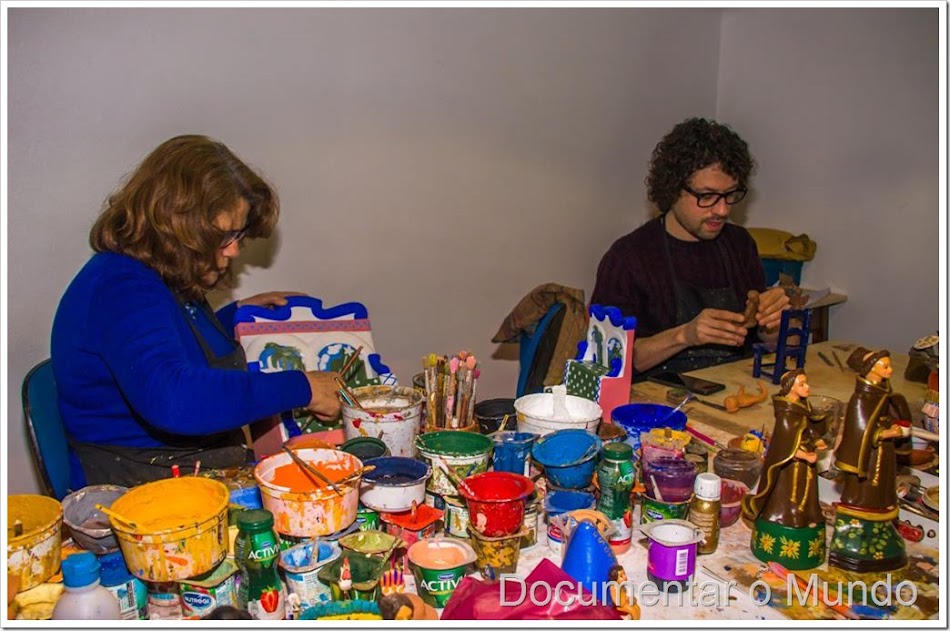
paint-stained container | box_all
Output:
[531,429,602,489]
[457,471,534,538]
[178,558,239,619]
[443,496,470,538]
[254,448,362,538]
[107,478,229,582]
[467,526,523,579]
[415,431,493,496]
[514,392,602,436]
[407,538,477,608]
[7,495,63,591]
[490,431,538,476]
[277,540,341,611]
[543,490,596,556]
[342,386,424,457]
[640,519,704,591]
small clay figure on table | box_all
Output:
[828,348,911,573]
[741,369,827,570]
[606,565,641,620]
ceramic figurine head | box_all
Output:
[847,348,891,383]
[778,369,808,400]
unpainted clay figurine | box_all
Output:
[828,348,911,573]
[723,380,769,413]
[742,369,827,570]
[742,290,761,328]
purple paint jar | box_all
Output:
[643,457,697,503]
[640,519,705,592]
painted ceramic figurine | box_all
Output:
[742,369,827,570]
[828,347,911,572]
[606,565,641,620]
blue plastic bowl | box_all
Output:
[543,490,596,518]
[611,403,688,456]
[532,429,602,489]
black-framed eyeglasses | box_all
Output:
[219,225,249,249]
[682,184,748,208]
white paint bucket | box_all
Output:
[514,392,602,437]
[342,386,424,457]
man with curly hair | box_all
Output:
[591,118,789,381]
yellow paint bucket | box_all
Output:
[108,477,229,582]
[7,495,63,591]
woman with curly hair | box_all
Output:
[51,135,341,488]
[591,118,789,380]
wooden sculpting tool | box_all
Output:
[817,351,834,367]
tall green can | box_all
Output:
[235,509,287,620]
[596,442,635,553]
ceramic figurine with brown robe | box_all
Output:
[828,348,911,573]
[742,369,827,570]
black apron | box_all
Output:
[639,216,750,381]
[72,295,252,487]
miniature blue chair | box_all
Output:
[752,308,813,384]
[22,359,73,500]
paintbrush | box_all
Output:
[339,345,363,380]
[335,376,364,410]
[96,504,139,530]
[282,445,344,496]
[684,424,727,451]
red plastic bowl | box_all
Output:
[458,471,535,537]
[720,479,751,527]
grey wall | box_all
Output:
[7,7,939,495]
[717,7,940,349]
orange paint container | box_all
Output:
[108,477,229,582]
[254,448,362,537]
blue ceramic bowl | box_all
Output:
[532,429,602,489]
[611,403,687,456]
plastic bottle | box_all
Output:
[235,508,286,620]
[52,551,123,620]
[689,472,721,554]
[596,442,635,554]
[99,550,149,620]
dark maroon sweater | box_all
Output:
[591,217,766,340]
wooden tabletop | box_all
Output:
[631,340,929,442]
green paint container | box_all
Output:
[639,495,691,524]
[415,431,493,496]
[407,538,476,608]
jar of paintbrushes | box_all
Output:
[420,351,480,433]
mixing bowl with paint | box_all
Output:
[61,484,128,555]
[639,519,705,591]
[642,456,697,503]
[358,457,430,513]
[342,385,424,457]
[254,447,362,537]
[407,537,477,608]
[278,539,341,611]
[107,477,229,582]
[514,390,602,436]
[719,479,751,528]
[611,403,688,456]
[531,429,602,489]
[415,431,493,496]
[457,471,535,537]
[7,494,63,591]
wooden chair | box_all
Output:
[752,308,813,384]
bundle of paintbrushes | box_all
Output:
[421,351,480,429]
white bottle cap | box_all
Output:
[694,472,722,500]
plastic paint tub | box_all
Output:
[611,403,688,456]
[514,392,602,436]
[407,537,477,608]
[639,495,691,524]
[178,557,239,619]
[316,551,386,602]
[531,429,602,489]
[474,398,517,434]
[415,431,493,496]
[341,436,391,461]
[379,503,443,549]
[358,456,430,513]
[342,385,424,458]
[108,478,229,582]
[254,448,362,537]
[640,519,705,590]
[7,495,63,591]
[543,490,597,555]
[61,484,128,555]
[491,431,538,476]
[278,540,341,610]
[457,471,535,537]
[467,526,523,580]
[443,496,471,538]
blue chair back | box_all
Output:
[517,303,566,398]
[22,359,72,500]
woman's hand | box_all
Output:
[237,291,307,309]
[304,371,343,421]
